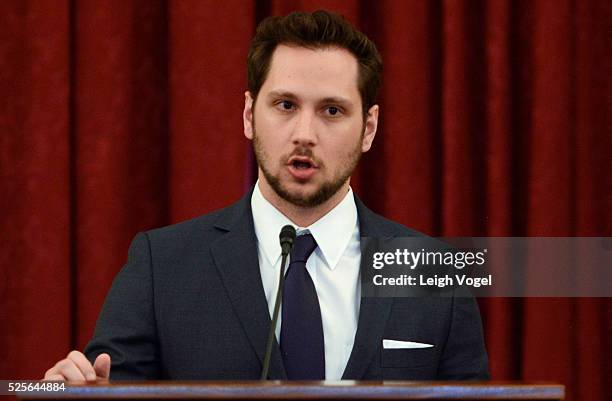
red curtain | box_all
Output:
[1,1,609,400]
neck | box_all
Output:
[257,175,350,227]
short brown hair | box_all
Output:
[247,10,382,113]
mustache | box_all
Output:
[290,146,313,158]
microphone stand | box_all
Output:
[260,225,295,380]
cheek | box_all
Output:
[256,114,293,142]
[324,124,363,151]
[254,131,289,163]
[318,139,356,170]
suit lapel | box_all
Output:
[342,197,396,379]
[341,296,393,379]
[209,195,287,380]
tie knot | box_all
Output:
[290,234,318,263]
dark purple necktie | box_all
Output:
[280,233,325,380]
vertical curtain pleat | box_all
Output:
[441,0,488,236]
[481,1,522,380]
[520,2,576,393]
[364,0,441,234]
[168,1,253,221]
[0,0,72,377]
[73,0,170,348]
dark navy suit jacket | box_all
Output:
[84,192,489,380]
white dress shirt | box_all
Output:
[251,182,361,380]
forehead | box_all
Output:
[261,44,361,103]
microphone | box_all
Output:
[279,225,296,256]
[260,224,296,380]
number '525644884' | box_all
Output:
[5,381,65,394]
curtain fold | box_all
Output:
[72,0,171,348]
[0,0,72,379]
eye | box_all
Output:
[325,106,342,117]
[276,100,295,111]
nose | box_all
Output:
[291,110,318,146]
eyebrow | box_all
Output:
[267,90,299,101]
[267,90,353,106]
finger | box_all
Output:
[67,351,97,381]
[54,359,87,381]
[42,373,65,381]
[93,353,111,379]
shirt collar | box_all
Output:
[251,181,358,270]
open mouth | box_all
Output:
[287,156,318,180]
[292,160,312,169]
[288,156,317,170]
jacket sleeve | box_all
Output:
[437,292,490,380]
[84,232,161,379]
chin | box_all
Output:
[281,182,344,209]
[283,186,319,201]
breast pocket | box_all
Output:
[381,346,438,368]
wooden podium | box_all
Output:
[18,381,564,400]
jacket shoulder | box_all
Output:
[141,197,248,252]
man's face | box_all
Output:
[243,44,379,207]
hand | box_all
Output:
[43,351,111,381]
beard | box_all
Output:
[252,128,364,208]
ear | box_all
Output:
[361,104,379,153]
[243,91,255,140]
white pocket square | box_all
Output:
[383,339,434,349]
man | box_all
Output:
[44,10,488,381]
